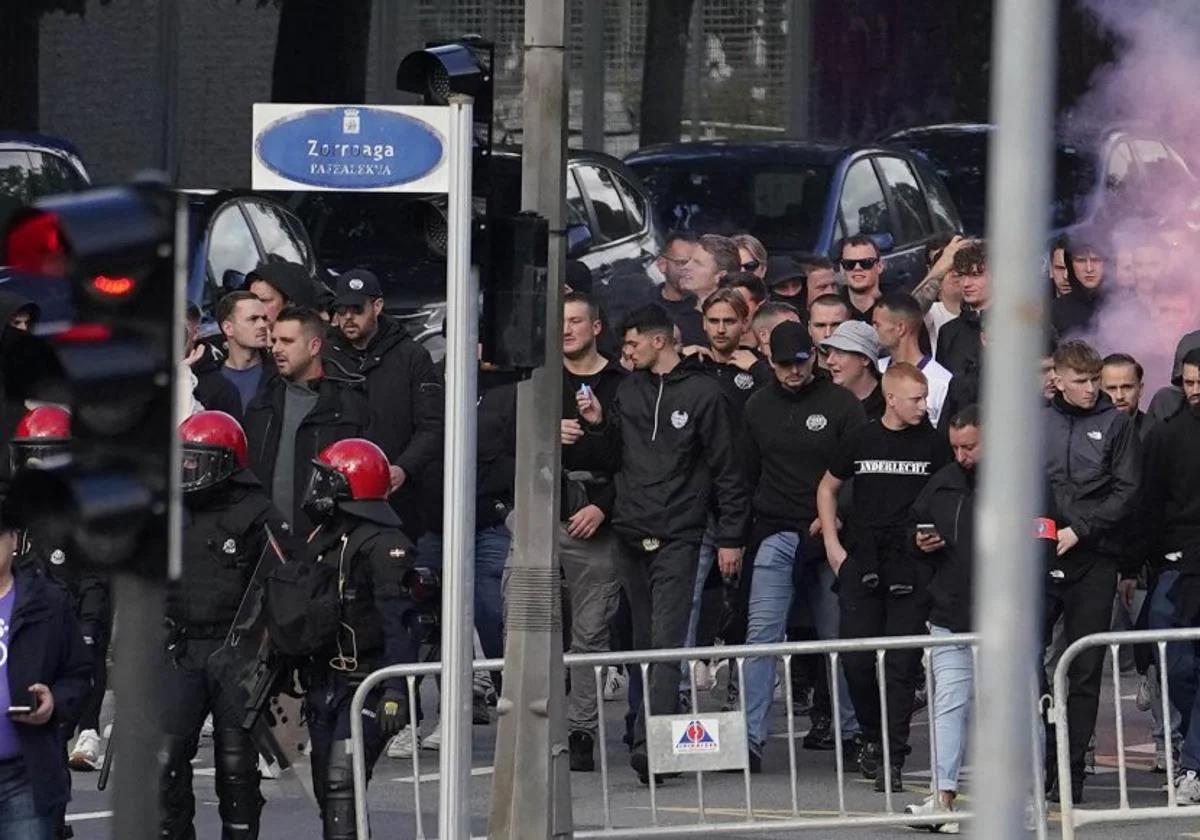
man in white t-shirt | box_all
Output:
[873,292,954,428]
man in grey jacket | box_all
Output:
[1042,339,1141,804]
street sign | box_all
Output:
[251,104,450,192]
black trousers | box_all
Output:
[837,552,933,767]
[614,537,701,749]
[306,671,386,840]
[77,633,109,733]
[160,638,264,840]
[1043,554,1117,781]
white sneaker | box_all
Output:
[386,725,419,759]
[689,661,717,692]
[904,794,956,832]
[1136,671,1154,712]
[257,755,280,779]
[200,714,214,738]
[423,722,442,750]
[69,729,101,771]
[603,668,628,701]
[773,673,784,701]
[1176,769,1200,804]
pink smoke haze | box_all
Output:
[1058,0,1200,398]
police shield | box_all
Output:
[207,524,308,773]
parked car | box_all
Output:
[0,132,93,329]
[283,147,663,355]
[185,190,318,323]
[883,122,1199,236]
[625,140,961,292]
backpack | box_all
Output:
[264,530,355,657]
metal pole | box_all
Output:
[689,2,704,141]
[973,1,1057,838]
[110,576,166,839]
[488,0,572,835]
[439,95,478,840]
[582,0,607,151]
[784,0,812,139]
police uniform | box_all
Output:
[298,439,417,840]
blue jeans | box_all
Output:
[743,532,858,752]
[414,524,512,660]
[680,523,717,690]
[1148,570,1200,771]
[929,624,973,791]
[0,762,55,840]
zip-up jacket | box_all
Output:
[935,307,984,380]
[244,368,371,534]
[743,375,866,532]
[324,316,444,535]
[912,462,976,632]
[1043,391,1141,566]
[1141,404,1200,571]
[608,355,749,547]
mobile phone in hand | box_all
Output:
[7,689,34,716]
[916,523,940,539]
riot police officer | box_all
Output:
[7,406,113,772]
[164,410,288,840]
[297,438,417,840]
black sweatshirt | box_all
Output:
[1141,403,1200,570]
[562,359,626,517]
[743,376,866,531]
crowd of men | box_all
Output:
[0,211,1198,836]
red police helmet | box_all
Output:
[314,438,390,501]
[179,411,247,493]
[9,405,71,473]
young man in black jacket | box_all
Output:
[740,321,866,768]
[595,303,749,784]
[1042,339,1141,803]
[324,270,444,538]
[816,363,952,791]
[560,292,626,770]
[935,241,990,380]
[244,307,371,535]
[1141,348,1200,804]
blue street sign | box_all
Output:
[252,105,447,191]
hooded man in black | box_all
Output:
[245,261,328,325]
[594,303,749,783]
[934,242,990,381]
[323,269,443,538]
[1042,340,1141,803]
[1050,232,1110,339]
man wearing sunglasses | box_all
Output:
[651,231,707,347]
[838,235,885,323]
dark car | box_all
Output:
[0,132,93,329]
[185,190,318,325]
[283,147,663,356]
[625,140,961,292]
[884,122,1199,236]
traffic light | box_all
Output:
[482,213,549,369]
[1,183,178,577]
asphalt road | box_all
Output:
[66,666,1200,839]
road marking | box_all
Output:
[66,811,113,823]
[393,765,494,783]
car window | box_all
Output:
[1132,139,1190,187]
[25,152,79,199]
[206,203,261,288]
[612,173,647,231]
[1105,143,1135,192]
[565,169,591,229]
[574,164,633,241]
[0,151,32,218]
[243,200,306,266]
[876,156,930,244]
[915,163,958,234]
[839,158,890,238]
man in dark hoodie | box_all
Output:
[1142,347,1200,805]
[1050,232,1109,339]
[592,303,749,784]
[1042,339,1141,803]
[245,261,324,326]
[244,306,370,535]
[324,269,443,539]
[935,241,990,380]
[1148,330,1200,424]
[560,291,625,771]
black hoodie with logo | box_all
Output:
[1043,391,1141,569]
[608,355,749,548]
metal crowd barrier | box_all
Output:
[1051,626,1200,840]
[348,632,1055,839]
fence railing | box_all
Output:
[348,632,1056,839]
[1051,626,1200,840]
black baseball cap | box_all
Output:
[333,269,383,307]
[766,255,806,288]
[769,320,813,363]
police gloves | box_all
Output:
[377,688,409,737]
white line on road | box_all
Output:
[393,765,494,783]
[65,811,113,823]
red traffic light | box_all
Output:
[4,210,68,277]
[90,275,137,297]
